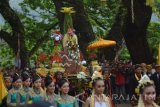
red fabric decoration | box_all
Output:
[50,53,62,63]
[37,52,48,62]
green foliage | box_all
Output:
[19,0,58,50]
[153,0,160,18]
[147,23,160,48]
[147,22,160,58]
[20,0,60,57]
[0,23,12,33]
[119,22,160,61]
[0,42,14,68]
[119,46,131,60]
[0,0,59,67]
[0,0,159,67]
[21,0,54,11]
[85,0,121,37]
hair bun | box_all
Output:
[45,76,53,87]
[21,71,30,81]
[58,78,68,88]
[12,73,21,83]
[32,74,41,83]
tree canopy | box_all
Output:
[0,0,160,68]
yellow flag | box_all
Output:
[0,72,8,104]
[158,43,160,65]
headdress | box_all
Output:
[32,74,41,83]
[12,73,21,83]
[21,71,30,81]
[135,74,154,94]
[89,60,103,87]
[136,75,159,107]
[45,75,53,87]
[58,78,69,88]
[3,73,11,80]
[91,71,103,81]
[92,60,102,72]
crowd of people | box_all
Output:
[1,61,160,107]
[101,62,160,106]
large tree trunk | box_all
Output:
[0,1,29,69]
[0,1,60,69]
[104,0,153,64]
[70,0,94,58]
[103,1,126,61]
[122,0,153,64]
[52,0,94,58]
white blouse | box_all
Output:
[95,102,107,107]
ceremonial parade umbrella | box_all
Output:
[87,38,116,50]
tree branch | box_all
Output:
[51,0,64,31]
[0,30,11,43]
[28,22,59,57]
[90,15,107,30]
[0,30,16,49]
[0,1,24,35]
[28,33,49,57]
[0,0,27,54]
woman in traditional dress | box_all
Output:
[44,75,58,106]
[7,73,22,107]
[3,73,12,90]
[29,74,45,102]
[85,73,113,107]
[55,78,79,107]
[135,75,159,107]
[17,72,32,106]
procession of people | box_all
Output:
[0,5,160,107]
[0,61,160,107]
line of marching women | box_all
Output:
[2,64,160,107]
[4,72,78,107]
[2,70,114,107]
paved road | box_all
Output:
[116,104,132,107]
[81,103,132,107]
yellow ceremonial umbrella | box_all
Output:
[0,71,8,104]
[87,38,116,50]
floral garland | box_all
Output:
[30,88,45,97]
[57,95,75,104]
[90,92,112,107]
